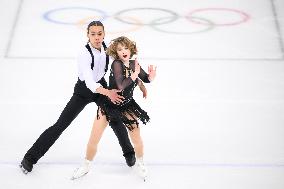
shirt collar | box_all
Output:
[88,42,104,54]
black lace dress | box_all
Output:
[98,59,151,131]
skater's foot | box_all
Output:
[133,157,147,181]
[19,158,33,174]
[125,153,136,167]
[71,159,91,180]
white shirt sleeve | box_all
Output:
[77,50,102,93]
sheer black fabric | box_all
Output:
[109,60,150,104]
[110,60,150,89]
[97,60,150,131]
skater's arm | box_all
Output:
[138,79,147,98]
[130,59,155,83]
[78,50,124,103]
[95,87,124,104]
[138,66,150,83]
[78,50,102,93]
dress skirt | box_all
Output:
[97,96,150,131]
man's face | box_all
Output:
[87,25,105,50]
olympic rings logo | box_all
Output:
[43,7,250,35]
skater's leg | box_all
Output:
[109,120,136,166]
[124,113,143,158]
[71,110,108,180]
[23,94,90,166]
[128,127,143,158]
[126,116,147,181]
[128,126,147,181]
[85,109,108,160]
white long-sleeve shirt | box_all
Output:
[77,43,108,93]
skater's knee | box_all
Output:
[48,124,64,136]
[50,120,69,133]
[45,124,64,137]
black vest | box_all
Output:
[85,42,109,88]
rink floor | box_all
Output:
[0,0,284,188]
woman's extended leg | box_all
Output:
[128,126,143,158]
[125,114,147,181]
[71,109,107,180]
[85,110,108,160]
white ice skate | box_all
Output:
[133,157,148,181]
[71,159,91,180]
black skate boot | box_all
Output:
[124,153,136,167]
[19,158,33,174]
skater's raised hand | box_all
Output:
[134,58,141,74]
[148,65,156,81]
[131,58,140,81]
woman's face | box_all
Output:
[116,43,131,62]
[87,25,105,50]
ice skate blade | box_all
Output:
[19,164,28,174]
[70,173,87,180]
[142,174,148,182]
[132,166,147,181]
[70,169,88,180]
[143,177,147,182]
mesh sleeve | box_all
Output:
[138,66,150,83]
[129,60,150,83]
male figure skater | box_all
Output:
[20,21,136,173]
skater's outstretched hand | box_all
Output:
[148,65,157,81]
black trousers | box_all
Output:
[24,79,134,164]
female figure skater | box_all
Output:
[72,36,156,181]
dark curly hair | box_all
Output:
[106,36,137,60]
